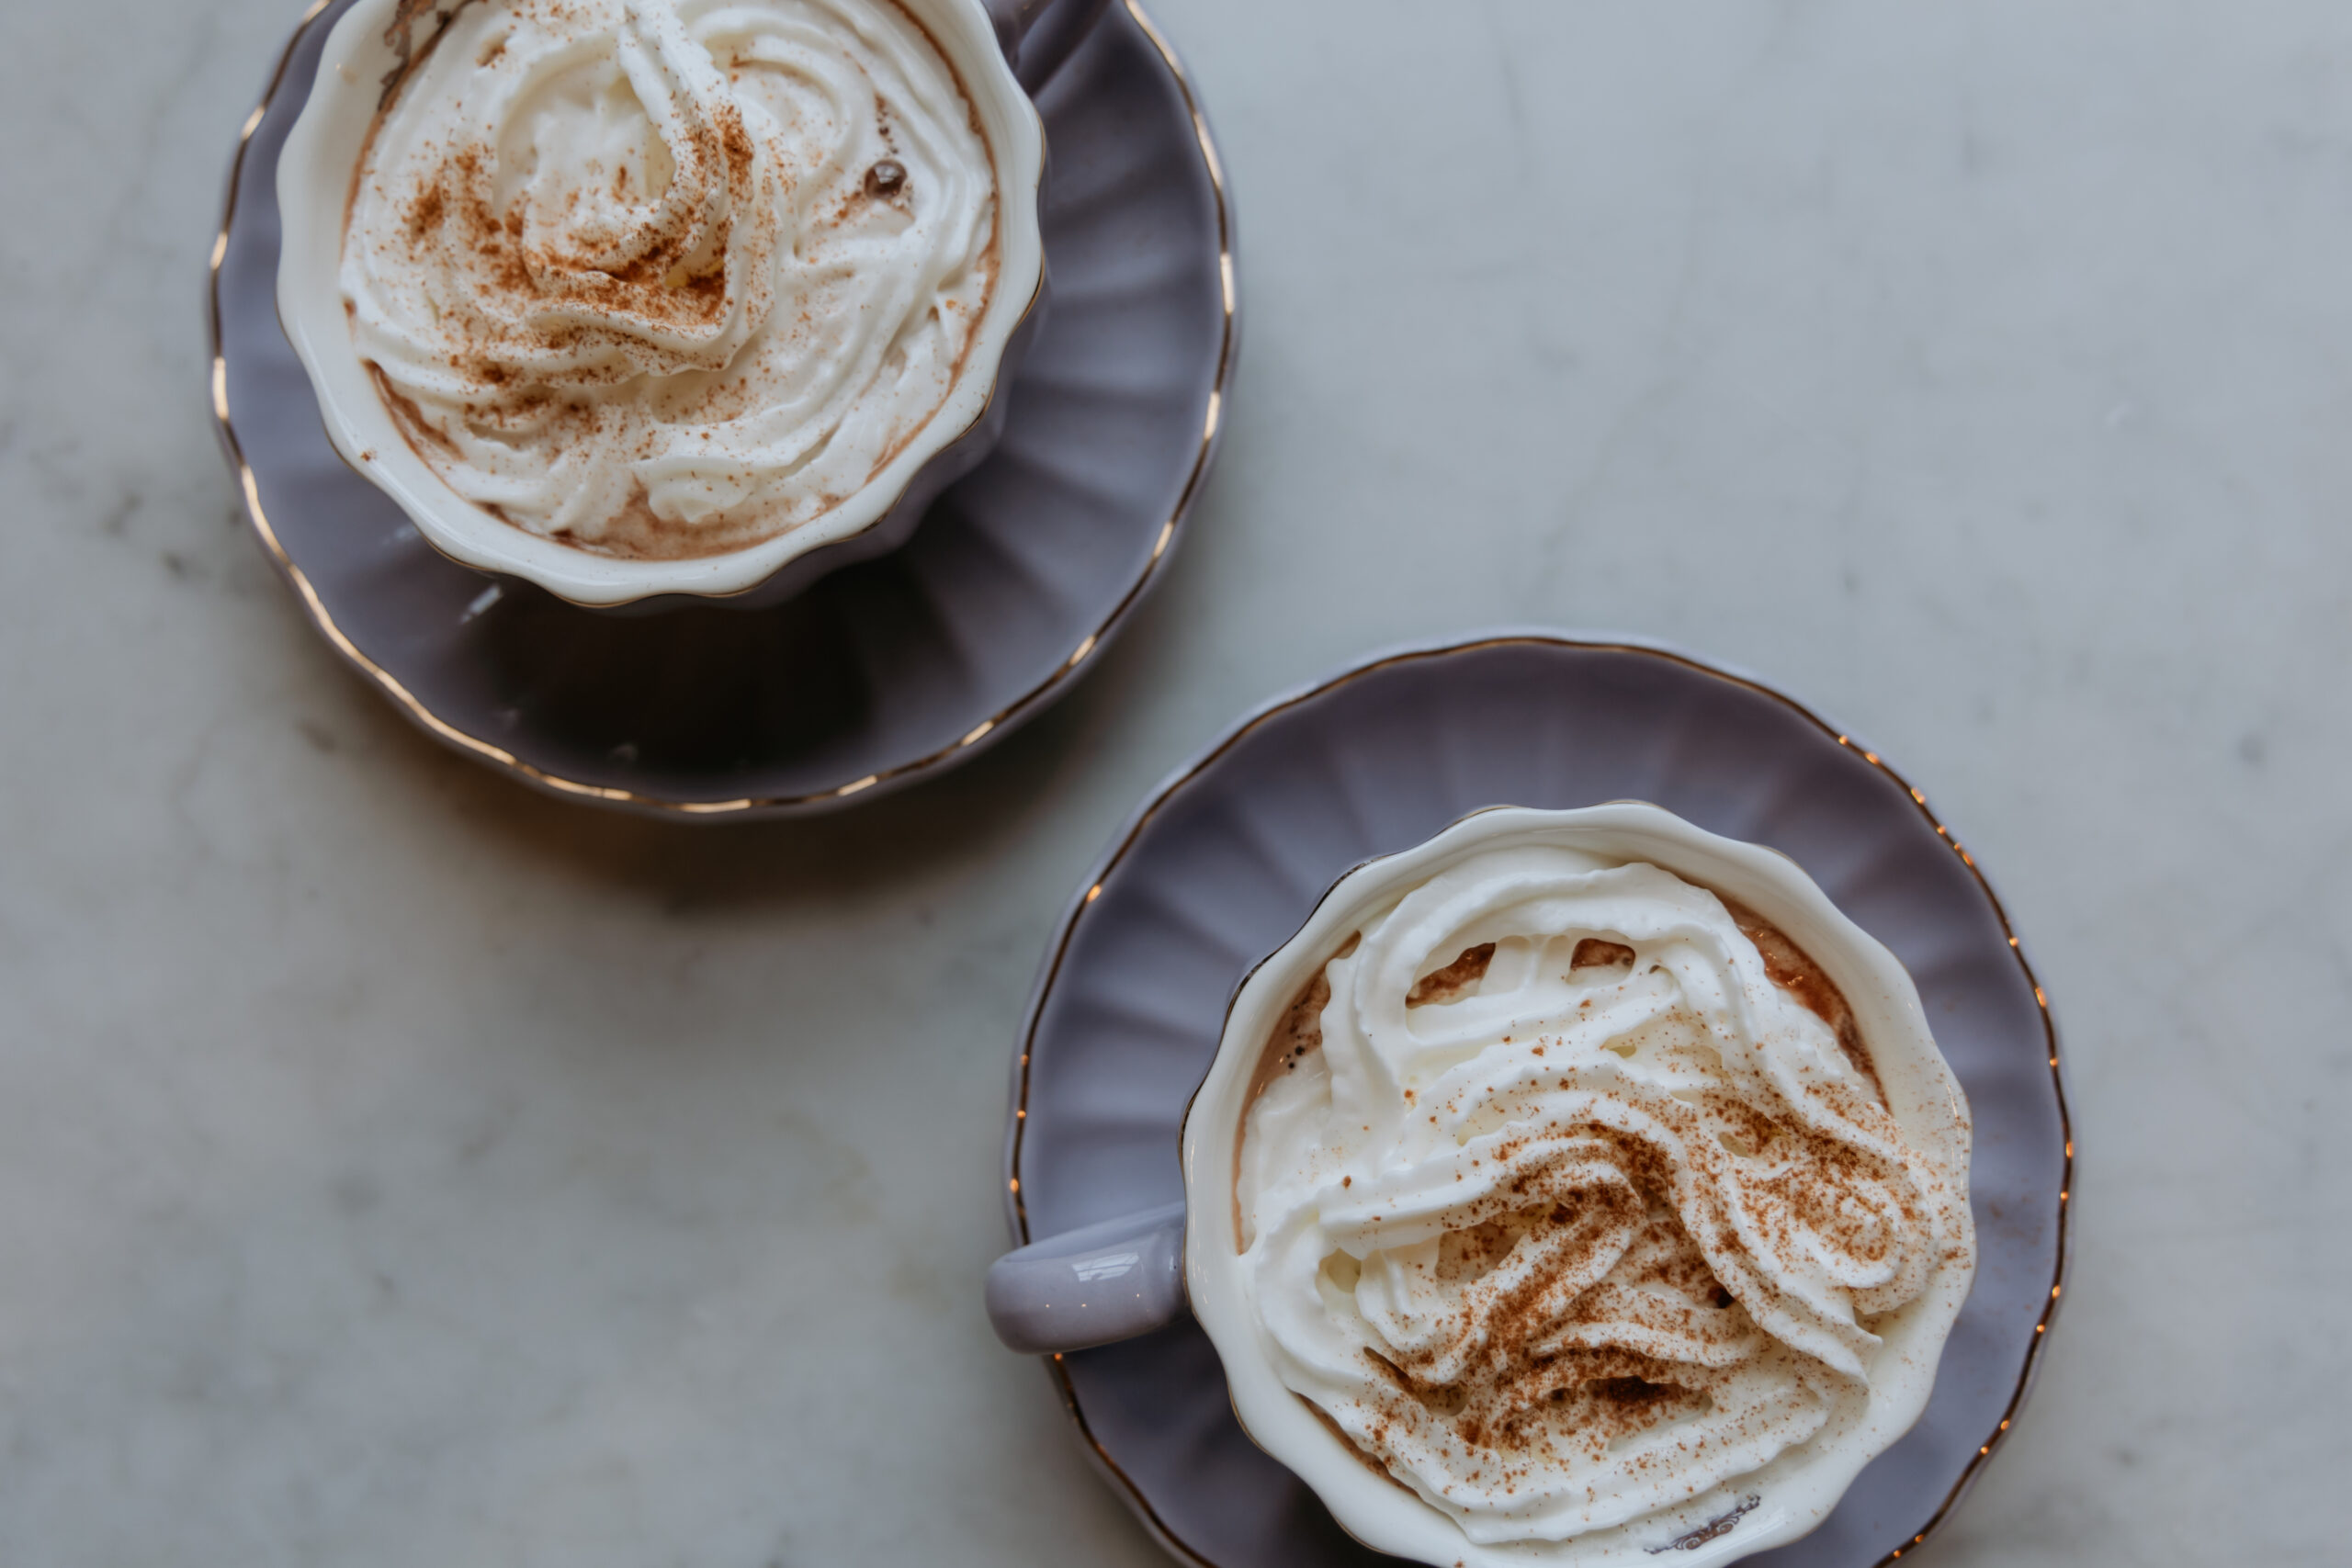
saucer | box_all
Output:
[1003,632,2072,1568]
[209,0,1236,818]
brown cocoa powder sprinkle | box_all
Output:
[348,0,1002,558]
[1241,885,1948,1496]
[404,183,444,243]
[420,128,741,334]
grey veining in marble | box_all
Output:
[1,2,2346,1565]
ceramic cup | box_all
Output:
[986,803,1975,1568]
[275,0,1105,612]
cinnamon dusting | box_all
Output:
[342,0,1001,560]
[1235,865,1963,1520]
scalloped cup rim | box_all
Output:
[273,0,1048,609]
[1179,802,1978,1568]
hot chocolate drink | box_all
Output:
[342,0,1000,560]
[1235,846,1973,1546]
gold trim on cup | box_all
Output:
[209,0,1238,817]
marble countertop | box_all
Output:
[3,1,2346,1562]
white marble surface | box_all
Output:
[2,1,2347,1562]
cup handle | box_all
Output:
[984,1200,1188,1354]
[984,0,1114,92]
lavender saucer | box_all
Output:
[210,0,1235,818]
[1002,631,2071,1568]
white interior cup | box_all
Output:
[274,0,1051,611]
[1170,804,1975,1567]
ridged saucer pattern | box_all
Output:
[211,0,1235,817]
[1004,633,2071,1568]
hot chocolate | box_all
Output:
[342,0,1000,559]
[1235,847,1973,1546]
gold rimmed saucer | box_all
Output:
[1006,632,2070,1568]
[210,0,1237,818]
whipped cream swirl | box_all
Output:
[1238,848,1973,1545]
[344,0,999,558]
